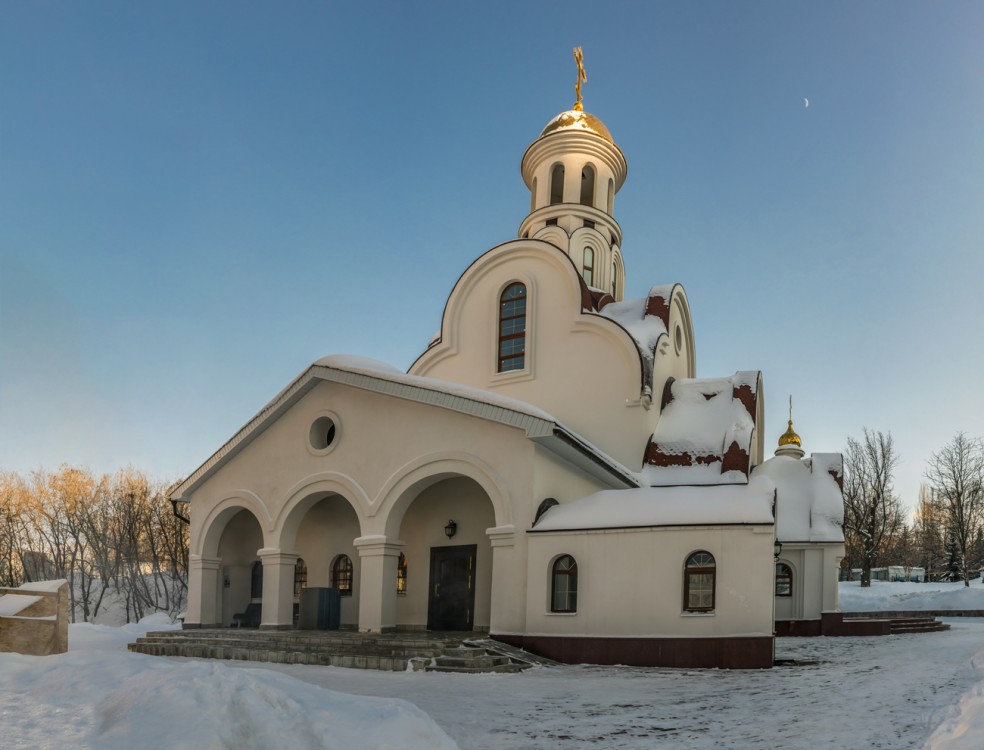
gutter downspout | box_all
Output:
[170,498,190,525]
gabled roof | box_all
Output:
[169,355,642,500]
[642,371,761,487]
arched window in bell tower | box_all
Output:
[549,164,565,205]
[607,179,614,214]
[580,164,595,207]
[583,247,594,287]
[530,177,537,213]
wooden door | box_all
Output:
[427,545,476,631]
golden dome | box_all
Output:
[539,109,614,144]
[778,419,802,447]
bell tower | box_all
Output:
[518,48,628,299]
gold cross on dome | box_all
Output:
[573,47,587,111]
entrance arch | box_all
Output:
[394,475,497,632]
[213,507,264,626]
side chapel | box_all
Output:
[171,53,846,669]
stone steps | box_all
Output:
[426,645,530,674]
[128,629,534,673]
[841,615,951,635]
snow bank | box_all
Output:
[0,617,458,750]
[924,651,984,750]
[839,580,984,612]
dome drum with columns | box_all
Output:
[168,52,848,670]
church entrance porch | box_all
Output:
[427,545,477,631]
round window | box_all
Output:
[309,416,337,451]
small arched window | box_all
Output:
[250,560,263,600]
[498,282,527,372]
[611,260,618,298]
[331,554,354,596]
[294,558,307,600]
[530,177,537,213]
[397,553,408,595]
[580,164,595,206]
[550,164,565,205]
[551,555,578,613]
[684,551,715,612]
[775,563,792,597]
[583,247,594,287]
[607,178,614,213]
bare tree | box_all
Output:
[925,432,984,587]
[913,483,946,580]
[842,429,904,587]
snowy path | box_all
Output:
[239,620,984,750]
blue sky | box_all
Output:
[2,1,982,513]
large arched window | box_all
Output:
[684,551,716,612]
[551,554,578,613]
[583,247,594,287]
[331,554,353,596]
[775,563,793,597]
[497,282,527,372]
[549,164,565,205]
[250,560,263,600]
[580,164,595,206]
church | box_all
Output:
[171,55,846,669]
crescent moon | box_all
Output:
[804,98,810,108]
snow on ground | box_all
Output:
[0,615,457,750]
[6,584,984,749]
[840,578,984,612]
[238,623,984,750]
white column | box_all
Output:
[258,548,299,630]
[188,555,222,628]
[354,535,403,633]
[486,525,517,634]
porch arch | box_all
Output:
[371,452,512,539]
[273,471,372,550]
[196,492,274,558]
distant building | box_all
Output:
[171,63,846,668]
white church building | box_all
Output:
[172,68,846,669]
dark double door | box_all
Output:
[427,544,477,631]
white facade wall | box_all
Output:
[524,524,776,638]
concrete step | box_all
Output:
[127,628,498,672]
[425,662,527,674]
[131,636,446,658]
[432,654,512,669]
[890,621,951,634]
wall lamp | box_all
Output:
[444,519,458,540]
[774,540,783,560]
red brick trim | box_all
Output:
[492,633,774,669]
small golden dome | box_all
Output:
[778,419,802,447]
[539,109,614,143]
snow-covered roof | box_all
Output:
[597,295,667,364]
[643,371,761,486]
[171,355,642,499]
[531,476,776,532]
[751,453,844,543]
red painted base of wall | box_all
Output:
[775,613,891,637]
[492,633,774,669]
